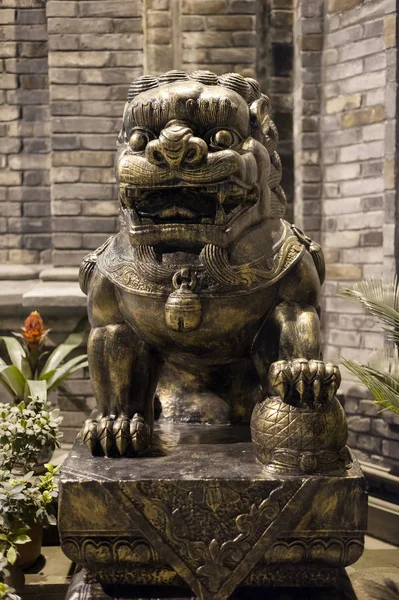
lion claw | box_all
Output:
[268,358,340,403]
[81,413,151,457]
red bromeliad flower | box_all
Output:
[21,311,50,349]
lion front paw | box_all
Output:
[268,358,341,403]
[82,413,151,457]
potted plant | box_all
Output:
[0,463,59,569]
[0,393,63,473]
[0,311,88,404]
[339,279,399,414]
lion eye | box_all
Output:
[209,129,239,150]
[129,130,150,152]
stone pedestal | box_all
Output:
[59,423,367,600]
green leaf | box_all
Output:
[7,545,17,565]
[24,379,47,403]
[46,356,88,393]
[14,535,31,545]
[0,364,25,400]
[0,337,32,379]
[40,317,89,377]
[343,358,399,414]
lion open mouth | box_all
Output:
[122,180,258,228]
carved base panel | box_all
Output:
[59,424,367,600]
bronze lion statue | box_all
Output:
[79,70,348,473]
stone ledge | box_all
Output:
[0,264,43,280]
[23,282,86,308]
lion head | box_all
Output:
[116,70,286,250]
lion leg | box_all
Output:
[257,252,340,403]
[82,268,162,457]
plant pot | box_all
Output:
[33,445,54,473]
[15,522,43,570]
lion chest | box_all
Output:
[115,286,276,363]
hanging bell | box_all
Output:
[165,269,202,332]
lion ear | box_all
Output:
[249,95,271,134]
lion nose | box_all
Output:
[146,122,208,168]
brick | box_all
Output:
[52,152,113,168]
[0,42,16,57]
[9,154,50,170]
[52,201,81,216]
[182,0,226,15]
[0,138,21,154]
[0,171,21,186]
[53,233,83,249]
[324,128,362,148]
[326,24,363,48]
[0,106,20,121]
[82,201,118,217]
[325,93,361,115]
[53,217,117,233]
[23,170,49,187]
[384,14,396,48]
[182,32,233,48]
[342,246,384,263]
[16,9,46,25]
[324,231,360,248]
[49,68,79,85]
[364,53,386,72]
[80,67,139,85]
[22,106,50,122]
[299,35,323,52]
[327,0,362,12]
[363,123,385,142]
[341,105,385,129]
[340,177,384,196]
[340,140,384,163]
[49,52,112,68]
[207,15,255,30]
[53,183,115,201]
[8,217,51,234]
[52,117,119,134]
[325,264,362,281]
[6,57,48,74]
[23,203,51,218]
[9,249,38,263]
[18,41,48,58]
[23,234,51,250]
[0,9,16,24]
[20,74,48,89]
[48,35,80,52]
[325,163,360,182]
[361,160,383,178]
[46,1,78,17]
[181,16,205,31]
[80,34,144,51]
[79,2,142,18]
[7,89,49,105]
[348,416,371,432]
[52,167,80,183]
[339,71,386,94]
[326,59,363,82]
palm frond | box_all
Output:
[342,358,399,414]
[339,278,399,342]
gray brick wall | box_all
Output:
[0,0,51,265]
[1,0,294,266]
[48,0,144,267]
[294,0,399,470]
